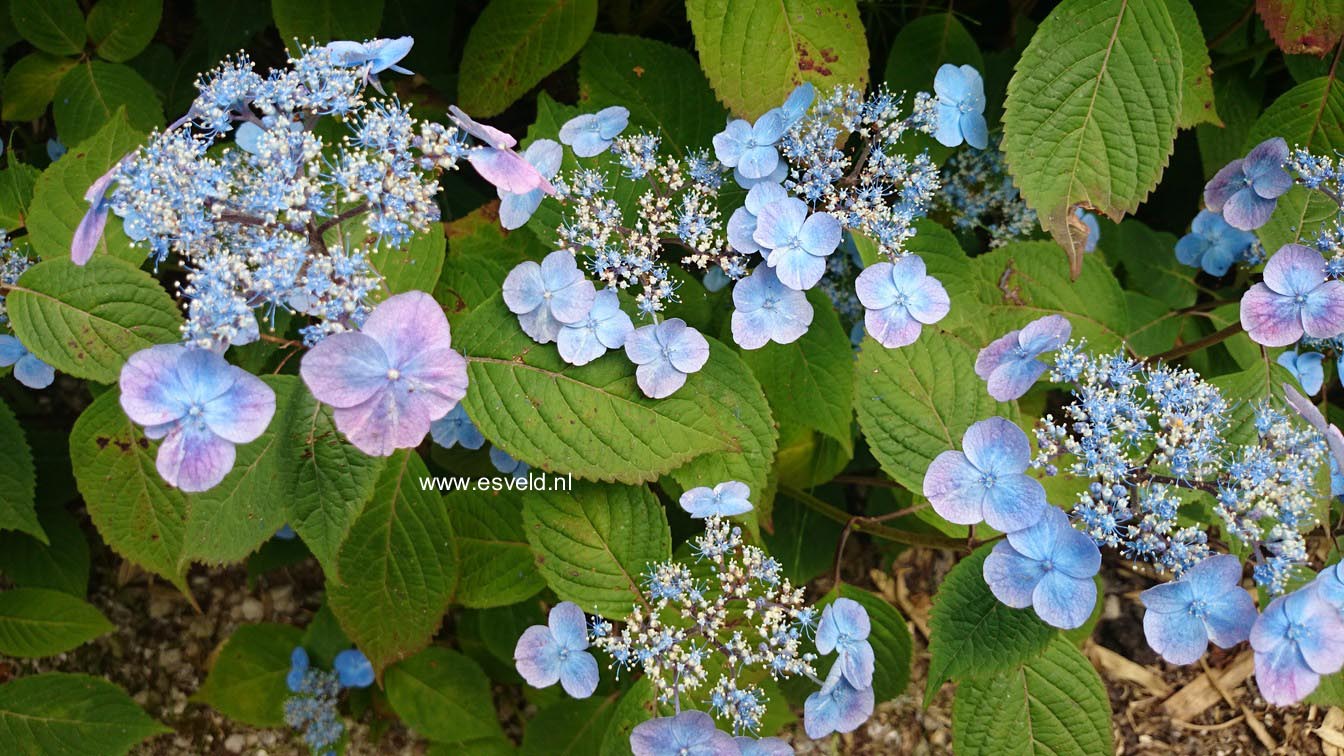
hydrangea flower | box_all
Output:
[449,105,552,195]
[974,315,1072,401]
[326,36,414,93]
[753,197,841,290]
[734,736,792,756]
[802,664,874,739]
[515,602,599,699]
[1206,137,1292,231]
[932,64,988,149]
[559,106,630,157]
[72,162,122,265]
[1240,244,1344,346]
[624,319,710,398]
[730,265,813,349]
[855,255,949,348]
[503,250,597,343]
[982,506,1101,629]
[1282,382,1344,477]
[775,82,815,128]
[1074,207,1100,252]
[1277,350,1326,395]
[1251,585,1344,704]
[679,481,753,518]
[816,598,874,689]
[286,647,310,693]
[630,711,739,756]
[557,289,634,366]
[923,416,1047,532]
[1315,562,1344,611]
[499,139,563,230]
[274,525,297,540]
[713,111,787,180]
[1175,209,1257,276]
[490,446,529,477]
[727,183,790,256]
[1139,554,1258,665]
[429,403,486,450]
[333,649,374,688]
[120,344,276,492]
[300,291,468,457]
[0,334,54,389]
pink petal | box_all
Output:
[360,291,454,368]
[157,426,236,493]
[300,332,390,409]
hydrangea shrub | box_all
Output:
[2,1,1344,754]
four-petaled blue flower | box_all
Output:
[559,106,631,158]
[1315,562,1344,613]
[983,505,1101,630]
[1251,584,1344,705]
[286,647,310,693]
[1205,137,1292,231]
[430,403,486,450]
[1240,244,1344,347]
[301,291,468,457]
[1176,209,1257,276]
[490,446,529,477]
[1074,207,1100,252]
[816,598,874,690]
[557,288,634,366]
[630,710,739,756]
[727,183,790,256]
[514,602,599,698]
[730,265,814,349]
[1277,350,1326,395]
[333,649,375,688]
[679,480,753,518]
[325,37,414,93]
[500,139,563,230]
[753,197,841,290]
[713,111,787,181]
[1140,554,1258,665]
[624,318,710,399]
[932,64,988,149]
[855,255,949,348]
[503,250,598,344]
[0,334,54,389]
[802,663,874,739]
[974,315,1071,401]
[924,416,1048,532]
[449,105,553,195]
[120,344,276,492]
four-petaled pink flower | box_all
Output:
[1240,244,1344,347]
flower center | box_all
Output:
[892,292,911,309]
[386,368,401,381]
[1294,293,1308,306]
[1188,599,1208,618]
[1286,622,1309,643]
[980,472,997,489]
[958,100,974,114]
[762,295,779,309]
[188,404,204,418]
[1041,559,1055,572]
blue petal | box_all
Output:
[333,649,375,688]
[14,354,55,389]
[1032,571,1096,630]
[1143,607,1209,665]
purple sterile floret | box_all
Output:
[499,139,563,230]
[630,710,740,756]
[974,315,1072,401]
[855,255,949,348]
[803,663,874,739]
[1251,584,1344,705]
[1205,137,1292,231]
[753,197,841,290]
[679,480,753,518]
[816,598,874,689]
[730,264,813,350]
[624,318,710,399]
[514,601,599,699]
[449,105,553,195]
[503,250,598,344]
[982,506,1101,630]
[1140,554,1258,665]
[922,416,1048,532]
[1240,244,1344,347]
[300,291,468,457]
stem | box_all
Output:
[781,485,968,551]
[1147,321,1245,362]
[830,502,931,586]
[314,201,371,237]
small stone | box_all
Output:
[223,733,246,753]
[240,597,264,622]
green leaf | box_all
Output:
[457,0,599,117]
[0,507,90,595]
[883,12,983,101]
[835,585,913,702]
[0,588,112,658]
[598,678,656,756]
[7,257,183,384]
[300,604,350,669]
[761,491,844,585]
[1308,669,1344,707]
[925,544,1055,703]
[53,61,163,146]
[578,33,725,156]
[446,489,545,608]
[522,481,670,618]
[1257,0,1344,56]
[0,400,41,543]
[522,695,619,756]
[193,623,302,728]
[1165,0,1219,128]
[1197,70,1264,179]
[686,0,870,119]
[326,450,457,675]
[0,163,40,229]
[1125,291,1181,356]
[0,673,167,755]
[271,0,384,46]
[24,112,148,265]
[854,329,1014,492]
[457,294,764,487]
[384,646,503,745]
[740,288,853,451]
[368,225,446,301]
[9,0,85,56]
[435,214,542,325]
[1001,0,1182,276]
[952,636,1113,755]
[1099,218,1197,309]
[970,241,1130,350]
[86,0,161,62]
[276,387,385,581]
[1,53,77,121]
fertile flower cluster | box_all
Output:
[938,138,1038,247]
[513,483,878,753]
[500,66,983,397]
[283,646,375,755]
[0,230,53,389]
